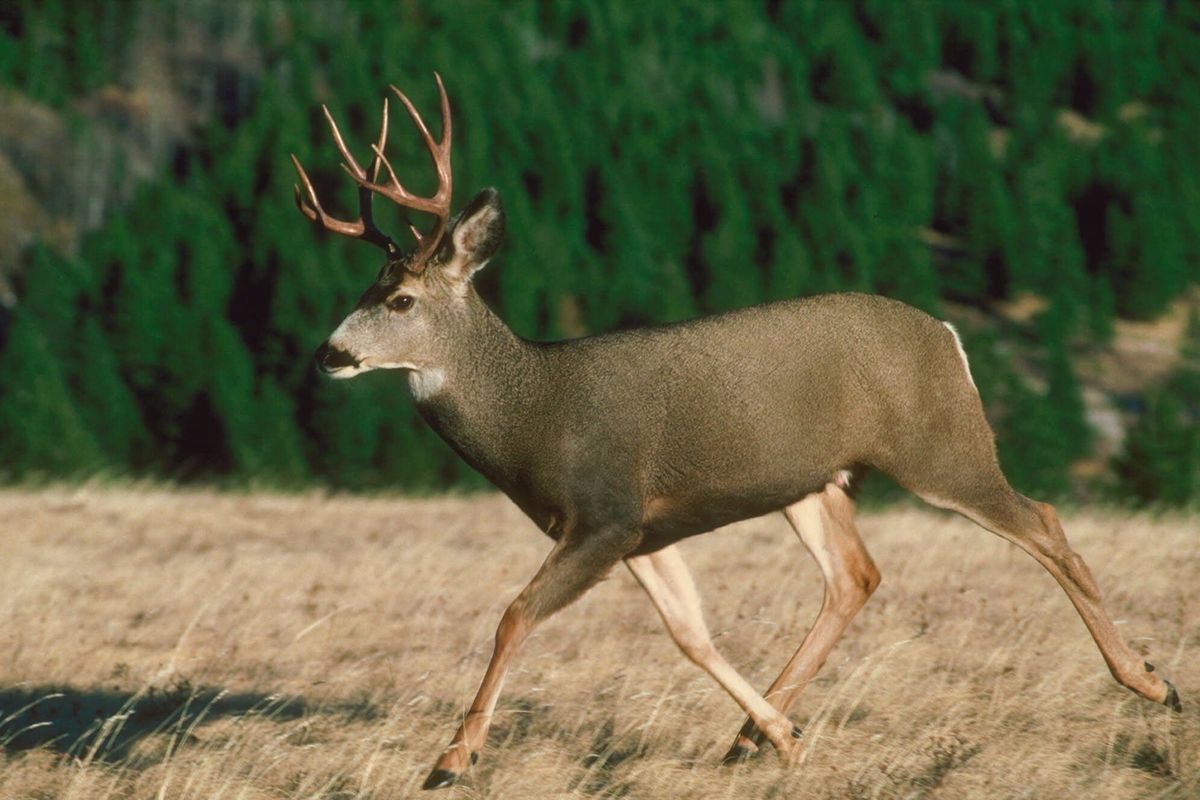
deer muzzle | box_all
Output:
[314,340,361,375]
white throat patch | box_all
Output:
[325,364,370,380]
[407,368,447,401]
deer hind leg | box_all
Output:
[625,546,804,761]
[920,483,1180,713]
[423,526,636,790]
[723,484,881,763]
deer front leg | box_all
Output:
[625,546,804,761]
[422,526,636,790]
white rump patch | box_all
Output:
[407,368,447,401]
[942,322,977,391]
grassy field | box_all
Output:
[0,487,1195,799]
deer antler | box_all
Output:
[292,98,399,258]
[291,73,453,272]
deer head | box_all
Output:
[293,75,505,380]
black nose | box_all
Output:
[314,341,360,372]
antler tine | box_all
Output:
[352,98,397,254]
[296,74,453,272]
[388,73,452,190]
[363,142,444,214]
[390,86,437,158]
[322,105,368,181]
[371,96,389,182]
[339,73,453,271]
[435,72,452,151]
[291,154,321,223]
[291,153,360,237]
[290,101,400,256]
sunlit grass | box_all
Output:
[0,487,1194,798]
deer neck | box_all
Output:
[409,292,543,488]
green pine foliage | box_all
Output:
[1112,391,1199,507]
[71,318,148,465]
[0,311,102,476]
[0,0,1196,495]
[1169,310,1200,406]
[1045,341,1092,463]
[997,370,1073,500]
[1112,310,1200,507]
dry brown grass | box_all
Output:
[0,486,1195,799]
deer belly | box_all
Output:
[640,476,826,541]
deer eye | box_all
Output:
[387,295,415,312]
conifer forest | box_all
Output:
[1,0,1198,504]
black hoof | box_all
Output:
[721,744,759,765]
[1163,680,1182,714]
[1144,661,1156,673]
[791,724,803,739]
[422,768,460,791]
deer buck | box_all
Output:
[292,75,1181,790]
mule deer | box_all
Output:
[292,75,1181,790]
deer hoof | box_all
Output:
[721,741,760,765]
[1163,680,1182,713]
[776,726,805,765]
[422,768,461,790]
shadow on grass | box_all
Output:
[0,678,307,763]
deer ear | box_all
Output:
[441,188,505,281]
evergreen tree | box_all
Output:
[765,226,813,303]
[1087,276,1116,345]
[934,101,1011,301]
[0,312,102,476]
[1099,130,1189,320]
[1044,339,1092,462]
[307,376,388,489]
[699,159,765,313]
[250,378,311,485]
[997,370,1072,499]
[71,319,148,466]
[871,126,939,312]
[1008,144,1088,300]
[1168,309,1200,407]
[1112,391,1198,507]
